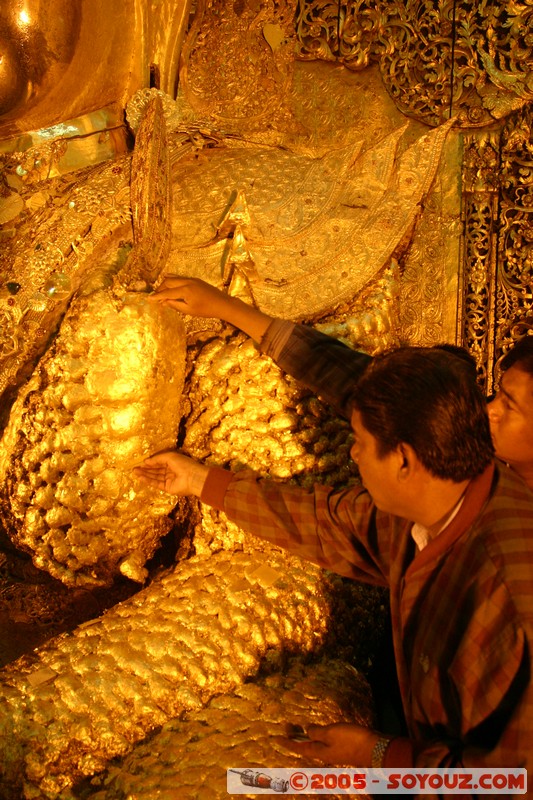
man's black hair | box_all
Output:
[501,334,533,376]
[349,346,494,482]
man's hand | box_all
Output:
[278,722,380,767]
[149,275,273,342]
[149,275,233,319]
[133,450,209,497]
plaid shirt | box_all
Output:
[202,323,533,772]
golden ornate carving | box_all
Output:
[162,102,453,320]
[458,130,500,391]
[494,104,533,374]
[294,0,533,128]
[295,0,379,68]
[459,106,533,392]
[0,156,132,399]
[178,0,299,134]
[399,132,464,347]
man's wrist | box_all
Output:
[222,296,272,342]
[189,463,209,497]
[199,466,234,510]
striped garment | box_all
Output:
[202,459,533,770]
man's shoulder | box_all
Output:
[474,460,533,573]
[490,459,533,509]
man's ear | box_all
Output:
[397,443,417,480]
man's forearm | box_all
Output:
[218,295,273,342]
[200,465,389,585]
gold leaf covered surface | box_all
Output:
[84,658,373,800]
[166,117,453,320]
[0,546,380,799]
[0,290,185,586]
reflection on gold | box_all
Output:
[0,1,80,120]
[0,0,141,139]
[18,10,31,27]
[0,289,186,586]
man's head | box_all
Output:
[349,346,494,490]
[488,335,533,487]
[500,334,533,374]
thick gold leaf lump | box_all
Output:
[0,290,185,586]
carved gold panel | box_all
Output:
[294,0,533,128]
[458,105,533,393]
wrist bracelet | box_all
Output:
[371,736,392,768]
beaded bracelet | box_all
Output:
[371,736,393,768]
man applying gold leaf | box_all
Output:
[136,276,533,776]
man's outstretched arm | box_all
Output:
[150,275,371,418]
[149,275,273,342]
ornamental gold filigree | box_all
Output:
[459,130,500,391]
[459,106,533,392]
[399,134,463,349]
[494,104,533,376]
[0,157,132,400]
[178,0,300,134]
[294,0,533,127]
[163,110,453,321]
[295,0,382,68]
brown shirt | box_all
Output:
[202,461,533,771]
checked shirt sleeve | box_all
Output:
[201,466,391,586]
[382,624,532,770]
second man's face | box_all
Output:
[488,366,533,474]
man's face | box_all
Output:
[488,366,533,472]
[350,409,404,515]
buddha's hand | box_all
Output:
[149,275,232,319]
[276,722,380,767]
[133,450,208,497]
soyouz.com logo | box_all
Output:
[227,767,527,794]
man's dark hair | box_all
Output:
[501,334,533,375]
[349,346,494,482]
